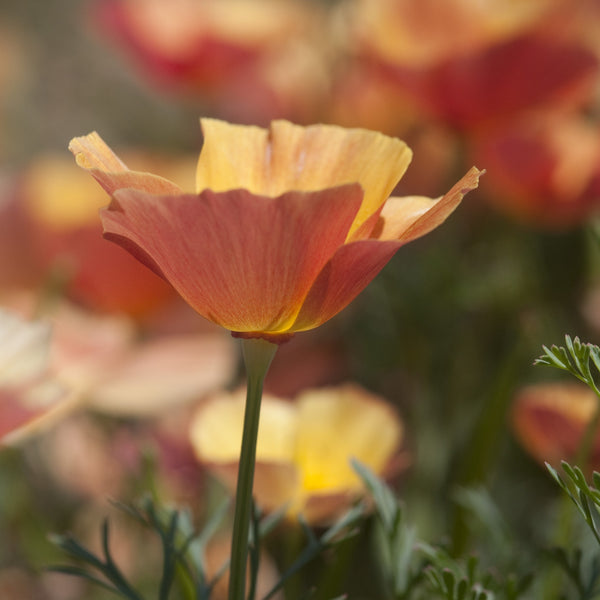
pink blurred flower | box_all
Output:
[0,308,76,445]
[2,291,236,417]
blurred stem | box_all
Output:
[313,528,361,600]
[450,338,523,555]
[576,398,600,472]
[175,562,196,600]
[228,338,278,600]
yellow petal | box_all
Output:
[69,131,129,171]
[190,390,297,462]
[197,118,412,236]
[69,132,184,196]
[293,384,403,493]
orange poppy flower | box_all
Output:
[470,113,600,228]
[346,0,599,130]
[70,118,481,342]
[93,0,330,124]
[512,382,600,470]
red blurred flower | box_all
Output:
[345,0,599,130]
[92,0,331,123]
[70,118,481,342]
[470,113,600,227]
[512,382,600,470]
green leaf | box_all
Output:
[351,458,398,530]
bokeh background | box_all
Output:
[1,0,600,598]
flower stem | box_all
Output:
[228,337,278,600]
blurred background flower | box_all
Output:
[512,381,600,471]
[91,0,333,124]
[190,384,407,525]
[0,307,76,446]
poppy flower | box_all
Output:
[469,113,600,228]
[512,382,600,470]
[0,308,76,445]
[190,384,407,524]
[92,0,330,124]
[4,292,236,417]
[70,118,481,343]
[346,0,599,130]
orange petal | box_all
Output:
[197,118,412,236]
[69,132,183,196]
[294,384,403,493]
[373,166,483,241]
[291,238,401,332]
[101,184,363,333]
[292,168,482,331]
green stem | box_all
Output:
[228,338,278,600]
[450,338,523,555]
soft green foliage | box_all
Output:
[547,547,600,600]
[49,495,365,600]
[535,336,600,396]
[352,459,421,599]
[547,463,600,548]
[353,461,531,600]
[50,495,232,600]
[546,463,600,599]
[261,503,365,600]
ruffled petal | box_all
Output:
[197,118,412,236]
[101,184,363,333]
[372,166,483,241]
[69,132,184,196]
[292,167,482,331]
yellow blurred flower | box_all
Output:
[190,384,406,524]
